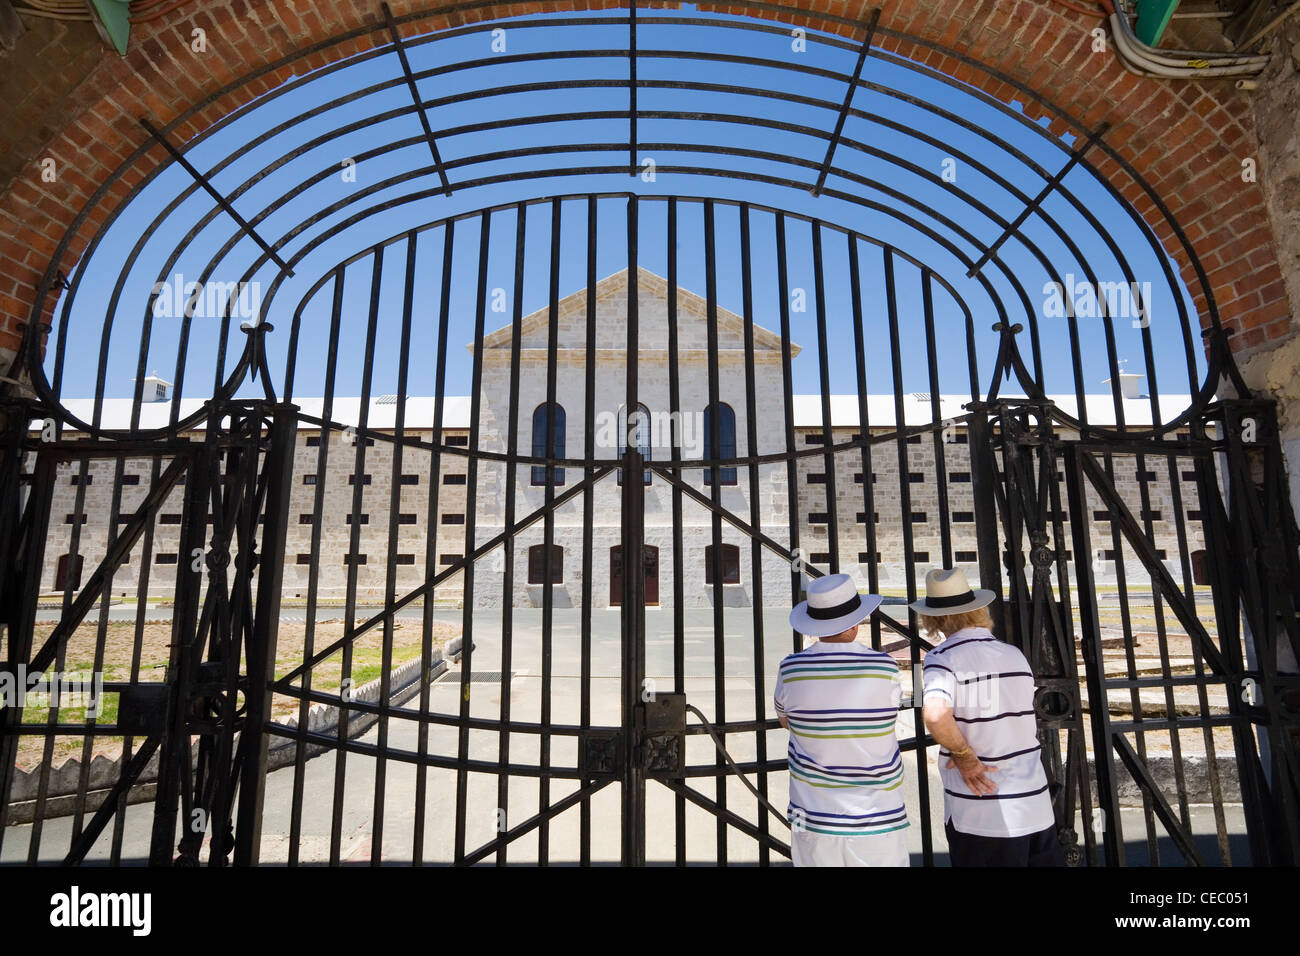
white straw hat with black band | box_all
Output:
[909,567,995,616]
[788,573,883,637]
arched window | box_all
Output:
[704,543,741,584]
[617,403,652,485]
[531,402,566,486]
[703,402,737,486]
[527,544,564,584]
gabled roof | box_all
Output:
[476,266,797,356]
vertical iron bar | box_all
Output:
[453,211,491,864]
[579,196,597,866]
[620,194,646,866]
[233,403,297,865]
[739,203,770,865]
[287,268,345,866]
[883,246,931,867]
[539,197,562,864]
[497,205,526,866]
[1064,445,1123,865]
[413,222,455,865]
[703,199,727,864]
[665,197,687,865]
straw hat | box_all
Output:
[908,567,995,616]
[789,573,882,637]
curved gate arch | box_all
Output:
[1,7,1295,866]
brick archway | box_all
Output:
[0,0,1291,369]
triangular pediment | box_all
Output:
[476,267,798,355]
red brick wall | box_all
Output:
[0,0,1291,365]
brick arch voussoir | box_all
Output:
[0,0,1287,364]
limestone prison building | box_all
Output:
[35,267,1202,609]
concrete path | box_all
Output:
[4,608,1249,865]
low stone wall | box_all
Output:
[265,637,463,767]
[4,638,464,826]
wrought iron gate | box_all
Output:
[1,7,1297,866]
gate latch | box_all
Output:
[640,693,686,777]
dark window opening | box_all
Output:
[532,402,567,486]
[704,543,741,585]
[527,544,564,585]
[703,402,738,486]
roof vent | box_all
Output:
[375,394,399,405]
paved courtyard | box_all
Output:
[4,607,1250,865]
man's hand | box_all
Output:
[947,752,998,796]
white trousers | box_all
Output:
[791,828,910,867]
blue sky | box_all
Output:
[49,7,1207,413]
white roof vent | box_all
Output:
[1102,362,1145,400]
[375,394,400,405]
[137,372,173,403]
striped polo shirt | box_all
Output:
[773,640,908,838]
[921,626,1054,838]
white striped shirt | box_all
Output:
[773,640,908,838]
[922,627,1054,838]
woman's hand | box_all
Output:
[947,752,998,796]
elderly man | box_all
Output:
[774,573,908,867]
[915,567,1064,867]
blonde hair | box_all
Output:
[918,606,994,639]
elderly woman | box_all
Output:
[915,567,1064,867]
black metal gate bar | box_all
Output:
[25,450,88,864]
[702,199,728,863]
[739,203,772,866]
[774,213,800,656]
[882,245,933,866]
[620,194,646,866]
[1062,442,1123,865]
[453,211,492,864]
[497,204,526,866]
[811,223,840,577]
[329,248,385,865]
[367,231,420,866]
[539,197,563,864]
[665,196,688,866]
[233,404,298,865]
[1217,401,1300,863]
[811,6,881,198]
[1164,432,1233,864]
[381,1,453,197]
[286,267,344,866]
[847,236,882,652]
[412,223,453,864]
[579,196,598,866]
